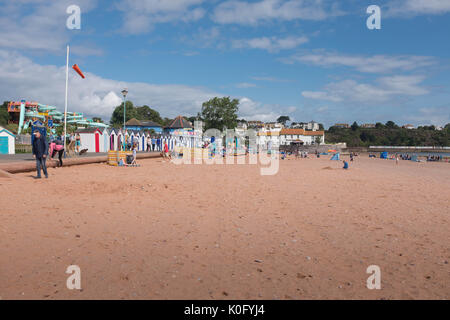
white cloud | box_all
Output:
[251,76,292,82]
[212,0,343,25]
[118,0,206,34]
[302,75,429,103]
[0,0,98,54]
[283,52,436,73]
[0,50,218,119]
[0,50,284,121]
[238,97,295,121]
[413,106,450,126]
[181,27,221,48]
[386,0,450,17]
[232,36,308,52]
[236,82,258,88]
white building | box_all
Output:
[293,121,320,131]
[257,127,282,149]
[279,128,325,146]
[0,126,15,154]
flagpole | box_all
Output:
[64,45,69,157]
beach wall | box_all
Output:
[0,152,161,174]
[295,144,346,153]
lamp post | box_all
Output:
[121,88,128,150]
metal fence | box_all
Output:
[15,134,32,145]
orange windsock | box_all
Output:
[72,64,85,79]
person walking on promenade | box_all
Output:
[146,135,151,152]
[32,130,49,179]
[75,133,81,153]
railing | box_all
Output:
[15,144,32,154]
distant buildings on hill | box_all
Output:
[333,123,350,129]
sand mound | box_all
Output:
[0,169,14,179]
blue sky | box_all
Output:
[0,0,449,128]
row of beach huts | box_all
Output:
[75,127,201,153]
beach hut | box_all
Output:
[76,128,103,153]
[101,128,110,152]
[109,128,118,151]
[130,131,136,147]
[141,131,146,151]
[116,129,123,151]
[0,126,15,154]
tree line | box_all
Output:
[326,121,450,147]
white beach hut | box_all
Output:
[109,128,118,151]
[140,131,146,151]
[0,126,15,154]
[76,128,103,153]
[116,129,124,151]
[101,128,110,152]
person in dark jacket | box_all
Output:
[32,130,49,179]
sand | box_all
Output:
[0,155,449,299]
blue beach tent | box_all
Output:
[380,152,388,159]
[330,153,340,161]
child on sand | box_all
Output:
[131,144,137,165]
[343,160,349,169]
[162,141,171,160]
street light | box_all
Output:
[121,88,128,150]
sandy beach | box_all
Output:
[0,155,449,299]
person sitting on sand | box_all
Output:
[343,160,349,169]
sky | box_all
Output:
[0,0,449,128]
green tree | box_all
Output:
[187,116,198,125]
[0,101,10,126]
[445,123,450,133]
[318,123,324,130]
[110,101,136,126]
[162,117,173,126]
[200,97,239,131]
[385,121,397,129]
[136,105,163,124]
[375,122,385,129]
[92,117,103,123]
[277,115,290,126]
[351,121,359,131]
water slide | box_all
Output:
[17,100,26,135]
[37,104,57,111]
